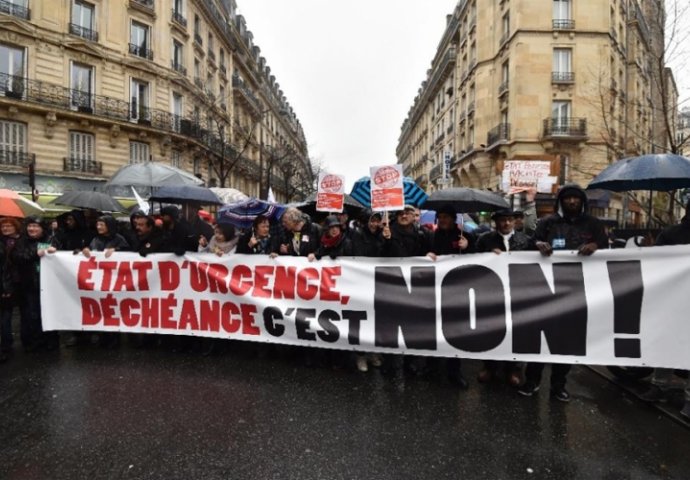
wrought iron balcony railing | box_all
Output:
[129,43,153,60]
[542,117,587,138]
[69,23,98,42]
[194,33,203,47]
[0,0,30,20]
[63,157,102,175]
[172,10,187,28]
[552,71,575,83]
[0,150,34,167]
[486,123,510,146]
[171,61,187,76]
[498,81,509,95]
[553,19,575,30]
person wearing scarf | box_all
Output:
[199,224,238,256]
[237,215,272,254]
[316,215,354,260]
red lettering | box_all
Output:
[112,262,136,291]
[100,294,119,327]
[252,266,273,298]
[99,261,117,291]
[296,268,319,300]
[81,297,101,325]
[178,299,200,331]
[132,261,152,290]
[229,265,252,295]
[320,267,341,302]
[120,298,140,327]
[207,264,229,294]
[221,302,241,333]
[160,294,177,329]
[77,259,96,291]
[141,298,159,328]
[200,300,220,332]
[159,262,180,290]
[273,266,296,299]
[189,262,209,292]
[241,303,260,335]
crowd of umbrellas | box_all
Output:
[0,153,689,227]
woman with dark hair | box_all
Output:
[198,223,237,256]
[236,215,272,254]
[12,216,57,352]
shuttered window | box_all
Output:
[129,141,149,164]
[69,131,94,160]
[0,119,25,153]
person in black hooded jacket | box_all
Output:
[519,184,607,403]
[12,216,57,352]
[316,215,354,259]
[52,210,93,252]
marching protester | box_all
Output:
[52,210,93,253]
[0,217,22,361]
[639,199,690,420]
[475,209,535,386]
[271,207,320,260]
[130,211,168,256]
[350,209,385,372]
[425,204,473,388]
[518,184,607,402]
[12,216,57,352]
[160,205,194,256]
[315,215,354,259]
[381,205,432,376]
[81,215,130,348]
[199,223,238,256]
[236,215,272,254]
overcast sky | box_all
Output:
[237,1,690,191]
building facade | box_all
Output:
[0,0,312,202]
[397,0,674,225]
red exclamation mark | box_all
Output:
[606,260,644,358]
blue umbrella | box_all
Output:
[149,185,223,205]
[587,154,690,192]
[350,176,428,207]
[217,198,286,229]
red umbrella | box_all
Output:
[0,189,44,218]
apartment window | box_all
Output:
[172,92,183,131]
[219,85,226,109]
[129,141,150,164]
[0,44,24,97]
[130,79,150,122]
[70,62,93,111]
[194,14,202,44]
[208,33,214,52]
[552,48,573,82]
[501,12,510,44]
[172,40,184,72]
[71,1,97,41]
[552,101,571,134]
[219,48,226,70]
[193,157,201,175]
[553,0,573,28]
[69,131,94,164]
[0,0,29,20]
[0,120,26,165]
[170,150,181,168]
[130,21,152,59]
[194,58,201,83]
[172,0,184,15]
[500,61,509,92]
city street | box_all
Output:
[1,340,689,480]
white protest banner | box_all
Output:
[501,160,552,193]
[370,164,404,211]
[316,173,345,212]
[41,247,690,369]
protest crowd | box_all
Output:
[0,183,689,420]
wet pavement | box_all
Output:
[1,341,689,480]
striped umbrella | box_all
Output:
[349,176,428,208]
[216,198,286,229]
[0,189,44,218]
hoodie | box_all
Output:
[89,215,130,252]
[533,184,608,250]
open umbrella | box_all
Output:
[587,153,690,227]
[50,190,126,212]
[292,193,365,216]
[421,187,509,212]
[419,210,479,232]
[216,198,286,229]
[587,154,690,191]
[105,162,203,196]
[210,187,249,204]
[149,185,223,205]
[0,189,44,218]
[350,176,428,208]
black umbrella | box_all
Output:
[149,185,223,205]
[51,191,126,212]
[293,193,366,216]
[421,188,510,212]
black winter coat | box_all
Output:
[271,221,321,257]
[351,227,384,257]
[429,226,475,255]
[476,230,536,253]
[655,217,690,246]
[316,234,354,259]
[383,222,431,257]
